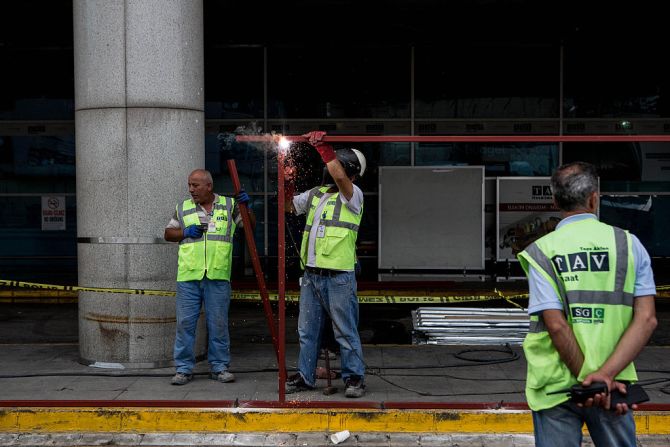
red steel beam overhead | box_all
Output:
[237,134,670,143]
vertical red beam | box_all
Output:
[226,159,280,363]
[277,151,287,402]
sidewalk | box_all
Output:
[1,342,670,439]
[1,302,670,446]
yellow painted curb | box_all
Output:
[1,408,669,435]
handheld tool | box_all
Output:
[548,382,649,408]
[547,382,608,403]
[322,348,338,395]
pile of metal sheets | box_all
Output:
[412,307,529,345]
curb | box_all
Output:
[2,407,670,435]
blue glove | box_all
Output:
[235,190,250,205]
[183,224,203,239]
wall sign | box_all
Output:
[41,196,66,231]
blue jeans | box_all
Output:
[174,278,231,374]
[533,401,636,447]
[296,270,365,386]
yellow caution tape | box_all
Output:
[0,279,176,297]
[494,288,525,309]
[0,279,526,305]
[1,279,667,304]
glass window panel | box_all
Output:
[0,196,77,283]
[415,143,558,176]
[563,142,670,192]
[357,194,377,254]
[600,195,670,257]
[564,45,669,118]
[379,143,411,166]
[1,1,74,120]
[268,46,410,119]
[229,197,266,276]
[415,45,559,119]
[0,135,76,185]
[204,47,264,119]
[205,132,266,193]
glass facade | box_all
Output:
[268,46,411,119]
[2,0,669,283]
[415,143,559,177]
[415,45,559,119]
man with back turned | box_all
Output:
[518,161,657,446]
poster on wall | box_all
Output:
[41,196,66,231]
[496,177,561,261]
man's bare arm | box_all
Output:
[164,227,183,242]
[590,296,657,381]
[543,309,584,377]
[327,159,354,200]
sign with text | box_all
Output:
[496,177,561,261]
[41,196,66,231]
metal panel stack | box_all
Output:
[412,307,529,345]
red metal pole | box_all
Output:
[236,134,670,143]
[277,151,287,402]
[226,159,280,363]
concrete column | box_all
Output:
[74,0,205,367]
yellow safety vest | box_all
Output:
[176,196,236,281]
[300,186,362,271]
[518,218,637,411]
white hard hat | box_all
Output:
[336,148,367,178]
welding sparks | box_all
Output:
[278,136,291,152]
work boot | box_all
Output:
[170,372,193,386]
[210,370,235,383]
[344,376,366,398]
[285,373,314,394]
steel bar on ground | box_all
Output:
[412,307,529,346]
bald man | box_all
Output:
[165,169,250,385]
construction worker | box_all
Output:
[164,169,251,386]
[517,162,657,446]
[284,131,367,398]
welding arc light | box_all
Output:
[278,137,291,151]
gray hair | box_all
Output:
[550,162,599,211]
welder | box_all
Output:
[284,130,368,398]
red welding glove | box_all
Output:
[303,131,336,163]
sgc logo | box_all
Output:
[571,306,605,324]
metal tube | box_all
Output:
[226,159,280,362]
[237,135,670,143]
[277,151,287,402]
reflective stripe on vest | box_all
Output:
[176,196,235,282]
[300,186,362,271]
[517,219,637,411]
[523,226,633,334]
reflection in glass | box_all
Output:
[204,48,264,119]
[268,47,410,119]
[416,143,558,176]
[600,195,670,257]
[415,45,558,119]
